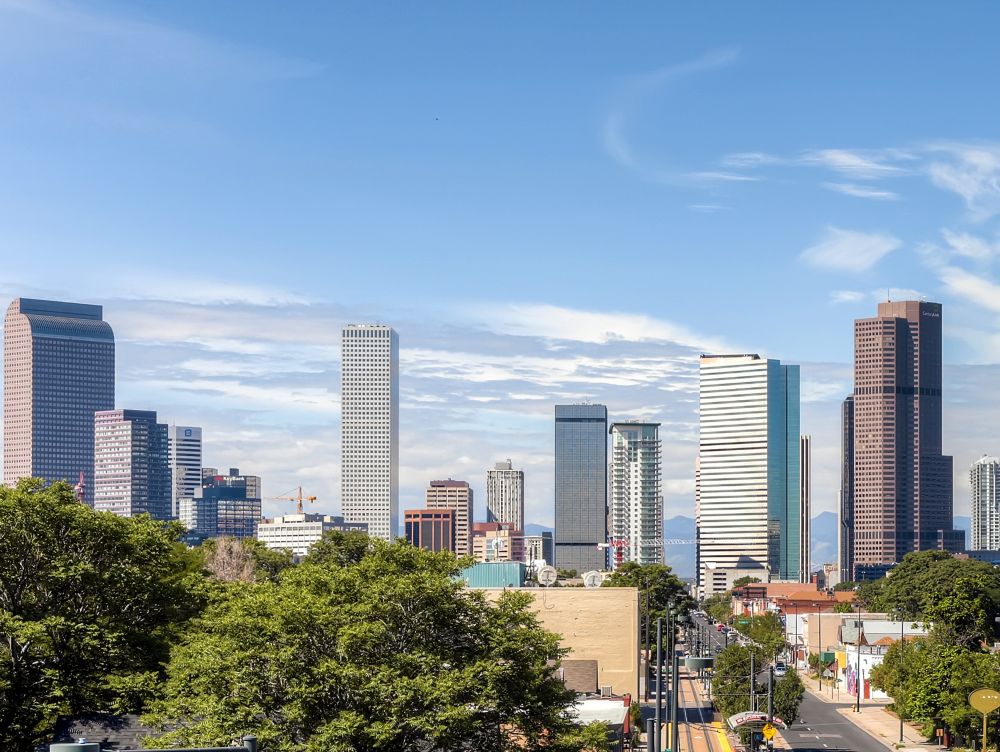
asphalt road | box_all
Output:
[690,613,887,752]
[780,693,888,752]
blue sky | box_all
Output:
[3,1,1000,547]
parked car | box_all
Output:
[773,662,787,678]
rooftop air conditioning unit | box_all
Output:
[600,685,613,697]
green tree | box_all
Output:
[732,576,761,588]
[711,644,803,731]
[602,562,693,635]
[145,537,596,751]
[0,480,204,752]
[732,612,787,660]
[702,593,732,624]
[833,601,853,614]
[858,551,1000,644]
[833,581,859,591]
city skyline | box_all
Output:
[4,4,1000,553]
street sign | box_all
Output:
[738,619,750,625]
[762,723,776,740]
[970,689,1000,714]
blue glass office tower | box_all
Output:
[767,362,801,580]
[554,404,608,573]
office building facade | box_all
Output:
[471,521,525,563]
[554,404,608,573]
[3,298,115,504]
[852,301,962,574]
[203,467,261,539]
[425,479,473,555]
[93,409,171,520]
[168,425,202,519]
[404,508,456,553]
[258,513,367,558]
[341,324,399,541]
[608,422,663,568]
[838,396,855,583]
[698,354,801,592]
[971,456,1000,551]
[486,459,525,532]
[799,435,812,583]
[524,532,554,565]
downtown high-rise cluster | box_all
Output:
[2,298,261,541]
[5,294,997,581]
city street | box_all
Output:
[780,693,888,752]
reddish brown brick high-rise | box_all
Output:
[851,300,962,578]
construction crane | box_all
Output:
[271,486,317,514]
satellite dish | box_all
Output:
[583,570,603,588]
[537,565,558,587]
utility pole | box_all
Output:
[750,651,756,712]
[655,617,663,752]
[644,590,651,702]
[767,666,775,752]
[671,649,680,752]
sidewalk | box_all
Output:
[798,674,938,752]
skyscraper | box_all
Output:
[168,425,202,519]
[341,324,399,541]
[608,422,663,568]
[486,459,524,532]
[203,467,261,539]
[404,508,456,553]
[799,435,812,583]
[698,355,801,590]
[554,404,608,573]
[838,396,855,582]
[93,409,171,520]
[852,301,962,577]
[3,298,115,504]
[970,456,1000,551]
[425,479,474,556]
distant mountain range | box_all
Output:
[526,513,972,581]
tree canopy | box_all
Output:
[146,537,607,751]
[602,562,693,622]
[858,550,1000,648]
[0,480,203,752]
[711,643,803,731]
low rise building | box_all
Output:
[472,521,524,563]
[257,512,367,557]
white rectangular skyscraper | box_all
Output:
[486,459,524,533]
[94,409,171,520]
[698,354,800,594]
[971,456,1000,551]
[341,324,399,541]
[168,425,202,519]
[609,422,663,568]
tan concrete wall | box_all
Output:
[481,587,639,697]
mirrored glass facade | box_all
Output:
[554,404,607,572]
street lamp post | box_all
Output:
[655,617,663,752]
[815,605,823,692]
[898,614,905,743]
[855,600,863,713]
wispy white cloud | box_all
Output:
[801,149,905,179]
[824,182,899,200]
[687,171,758,182]
[471,302,734,352]
[720,152,781,168]
[688,203,728,212]
[0,0,322,82]
[830,290,866,304]
[937,265,1000,314]
[800,226,901,272]
[926,143,1000,221]
[941,228,1000,260]
[603,48,741,185]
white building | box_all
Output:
[697,354,801,594]
[971,456,1000,550]
[257,513,367,558]
[608,422,662,568]
[486,459,525,532]
[340,324,399,541]
[168,425,202,519]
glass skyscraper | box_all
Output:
[3,298,115,505]
[93,409,171,520]
[554,404,608,573]
[698,355,801,591]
